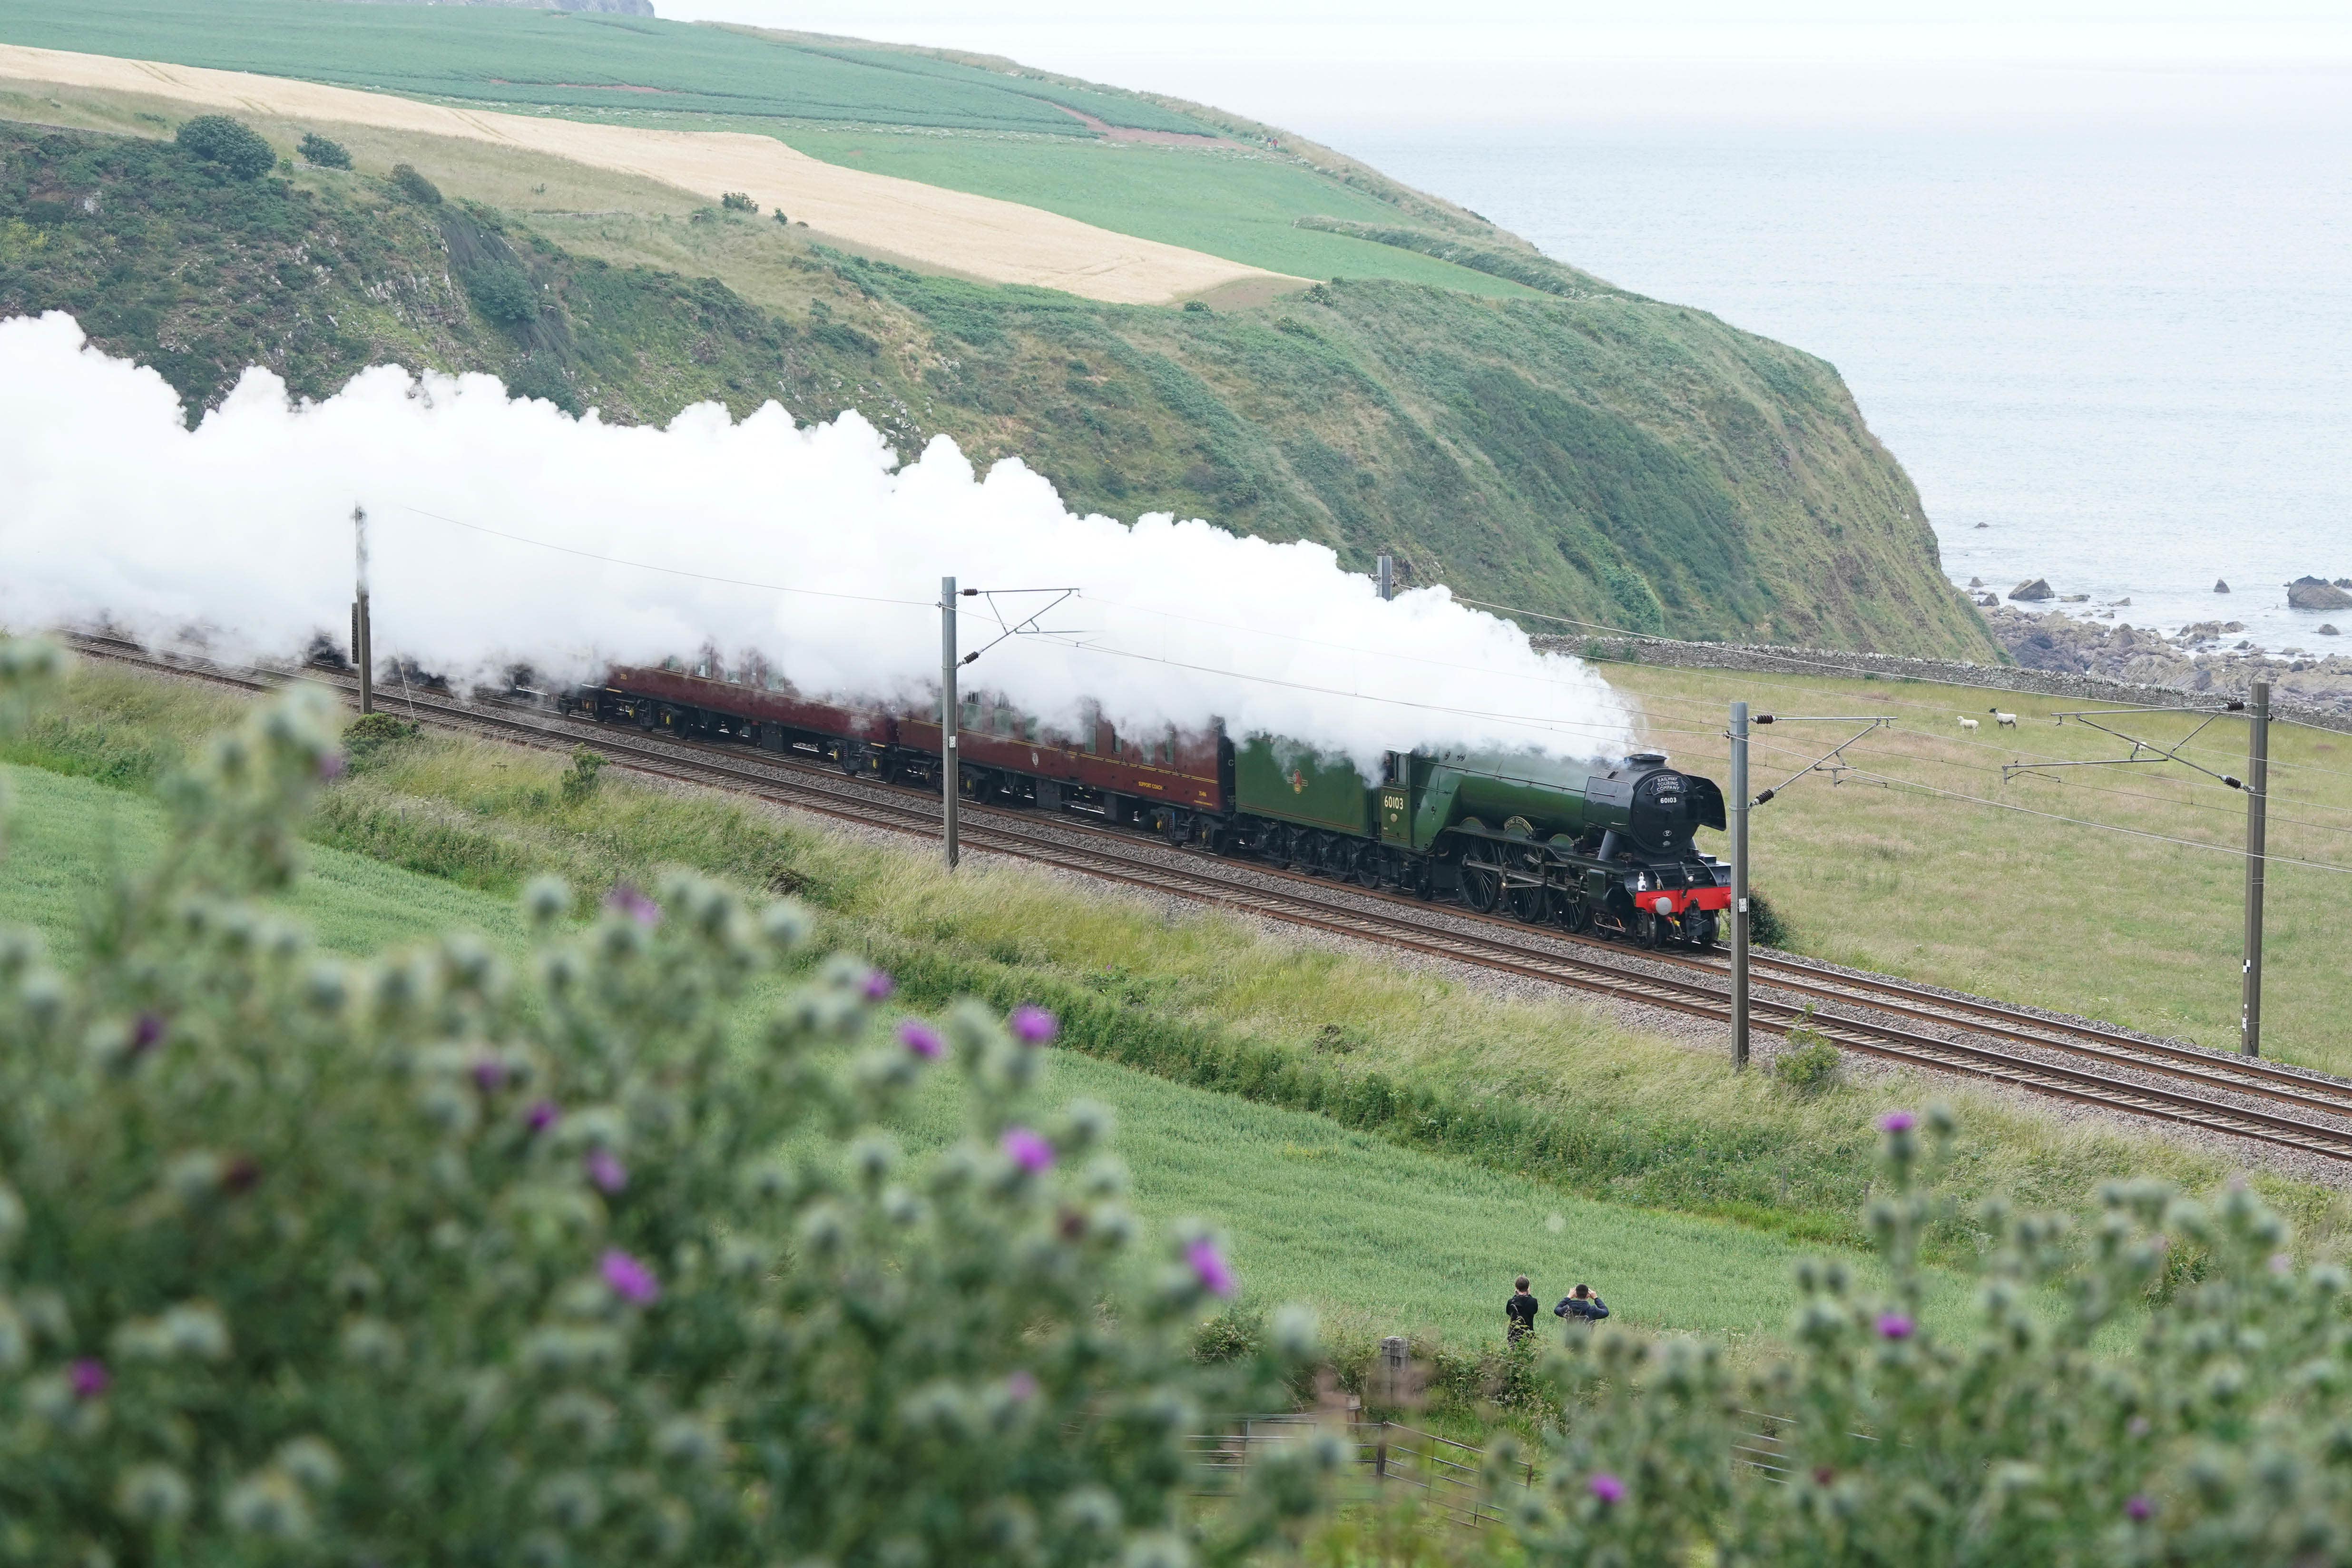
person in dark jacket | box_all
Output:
[1554,1283,1609,1332]
[1505,1276,1540,1343]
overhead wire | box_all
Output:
[391,505,937,610]
[1471,592,2352,781]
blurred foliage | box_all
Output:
[1494,1110,2352,1566]
[0,642,1335,1563]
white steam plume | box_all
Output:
[0,313,1635,770]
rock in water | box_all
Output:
[1968,576,1984,588]
[2287,576,2352,610]
[2009,578,2055,602]
[2335,578,2352,588]
[2321,625,2341,637]
[2215,579,2231,593]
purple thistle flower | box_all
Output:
[318,752,348,782]
[68,1359,109,1400]
[2126,1494,2154,1523]
[1876,1312,1915,1341]
[526,1099,560,1134]
[862,970,895,1002]
[128,1011,165,1057]
[1007,1370,1038,1402]
[1186,1238,1235,1299]
[585,1148,628,1194]
[604,883,660,927]
[898,1020,944,1060]
[472,1058,508,1093]
[600,1249,659,1305]
[1002,1127,1055,1174]
[2270,1252,2295,1276]
[1878,1111,1917,1134]
[1009,1006,1058,1046]
[1588,1473,1626,1506]
[2127,1415,2152,1439]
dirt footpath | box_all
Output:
[0,43,1285,306]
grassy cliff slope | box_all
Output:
[0,111,1984,652]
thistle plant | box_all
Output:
[1505,1105,2352,1566]
[0,647,1333,1565]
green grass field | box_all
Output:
[0,0,1530,298]
[1599,658,2352,1073]
[769,130,1539,296]
[0,0,1208,135]
[2,750,2031,1356]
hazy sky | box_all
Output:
[648,2,2352,124]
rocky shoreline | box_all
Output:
[1980,606,2352,723]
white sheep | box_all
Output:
[1989,709,2019,729]
[1957,715,1980,732]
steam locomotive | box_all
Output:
[559,661,1731,948]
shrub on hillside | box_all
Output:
[0,643,1334,1563]
[465,260,540,326]
[174,115,276,181]
[297,132,352,170]
[1495,1108,2352,1565]
[389,162,442,206]
[720,190,756,213]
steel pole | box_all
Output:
[353,505,373,717]
[1377,553,1394,601]
[941,575,959,872]
[1730,700,1750,1071]
[2242,679,2269,1056]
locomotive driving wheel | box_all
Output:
[1505,883,1551,924]
[1458,845,1503,914]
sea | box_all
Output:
[1319,102,2352,654]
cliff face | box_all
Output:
[0,118,1991,657]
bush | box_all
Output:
[720,190,757,213]
[389,162,441,206]
[0,644,1336,1563]
[341,711,420,768]
[1747,887,1792,947]
[1183,299,1212,314]
[560,744,605,804]
[773,207,792,226]
[297,132,352,170]
[174,116,276,181]
[1497,1108,2352,1565]
[464,261,539,326]
[1771,1023,1842,1097]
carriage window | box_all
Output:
[660,656,683,672]
[961,696,981,728]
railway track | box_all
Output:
[67,632,2352,1165]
